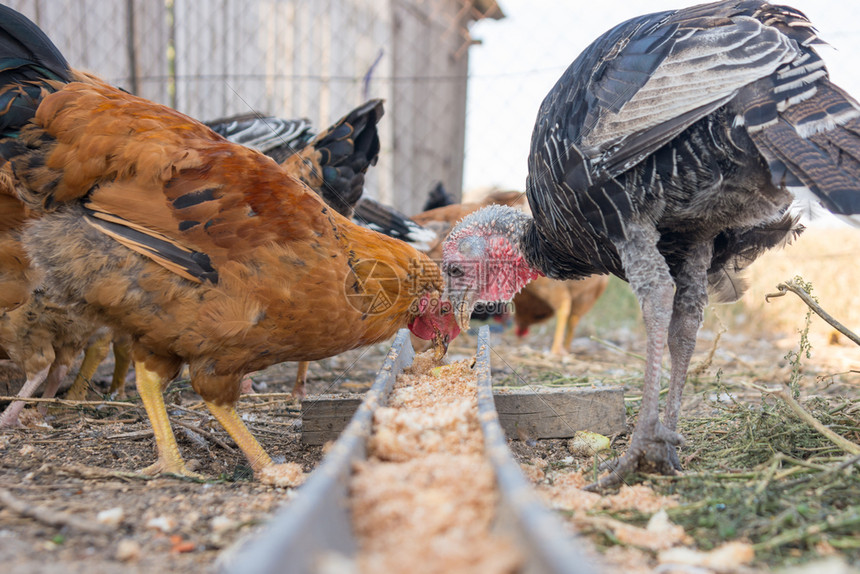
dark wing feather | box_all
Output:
[352,197,436,249]
[572,13,797,176]
[0,5,71,137]
[205,114,314,163]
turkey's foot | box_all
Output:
[585,422,684,491]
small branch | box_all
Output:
[107,429,154,440]
[0,487,112,534]
[766,280,860,346]
[644,471,758,481]
[0,396,139,408]
[172,419,235,453]
[753,508,860,551]
[589,336,647,362]
[53,463,155,482]
[51,463,210,484]
[236,392,302,399]
[785,452,860,488]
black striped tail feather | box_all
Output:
[305,99,383,217]
[707,211,803,303]
[352,196,436,250]
[205,115,314,164]
[749,80,860,227]
[751,2,823,48]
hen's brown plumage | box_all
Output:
[0,162,107,427]
[0,7,454,483]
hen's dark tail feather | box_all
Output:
[353,197,436,251]
[205,114,315,164]
[422,181,455,211]
[0,5,71,139]
[750,80,860,228]
[282,99,383,218]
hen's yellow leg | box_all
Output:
[136,362,200,478]
[550,299,572,355]
[65,331,111,401]
[205,402,303,487]
[292,361,309,400]
[108,335,132,398]
[204,402,272,471]
[563,312,583,350]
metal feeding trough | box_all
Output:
[223,326,602,574]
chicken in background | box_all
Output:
[210,106,437,250]
[421,181,456,212]
[0,6,458,484]
[512,275,608,355]
[208,100,382,220]
[0,155,134,426]
[412,190,608,351]
[63,331,132,400]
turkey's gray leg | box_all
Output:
[662,242,711,469]
[665,242,711,429]
[0,365,51,427]
[36,363,70,416]
[588,223,682,490]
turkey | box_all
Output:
[442,0,860,488]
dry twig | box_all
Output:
[172,419,235,453]
[0,396,139,408]
[52,463,161,482]
[0,487,113,534]
[766,279,860,346]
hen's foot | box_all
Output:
[139,459,205,481]
[258,462,305,487]
[292,363,308,400]
[586,423,684,491]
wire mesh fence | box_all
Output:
[9,0,860,218]
[4,0,504,215]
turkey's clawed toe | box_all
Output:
[586,423,684,491]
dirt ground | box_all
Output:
[0,299,858,573]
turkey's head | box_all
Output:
[442,205,542,331]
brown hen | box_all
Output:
[211,101,387,399]
[0,7,457,484]
[511,275,608,355]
